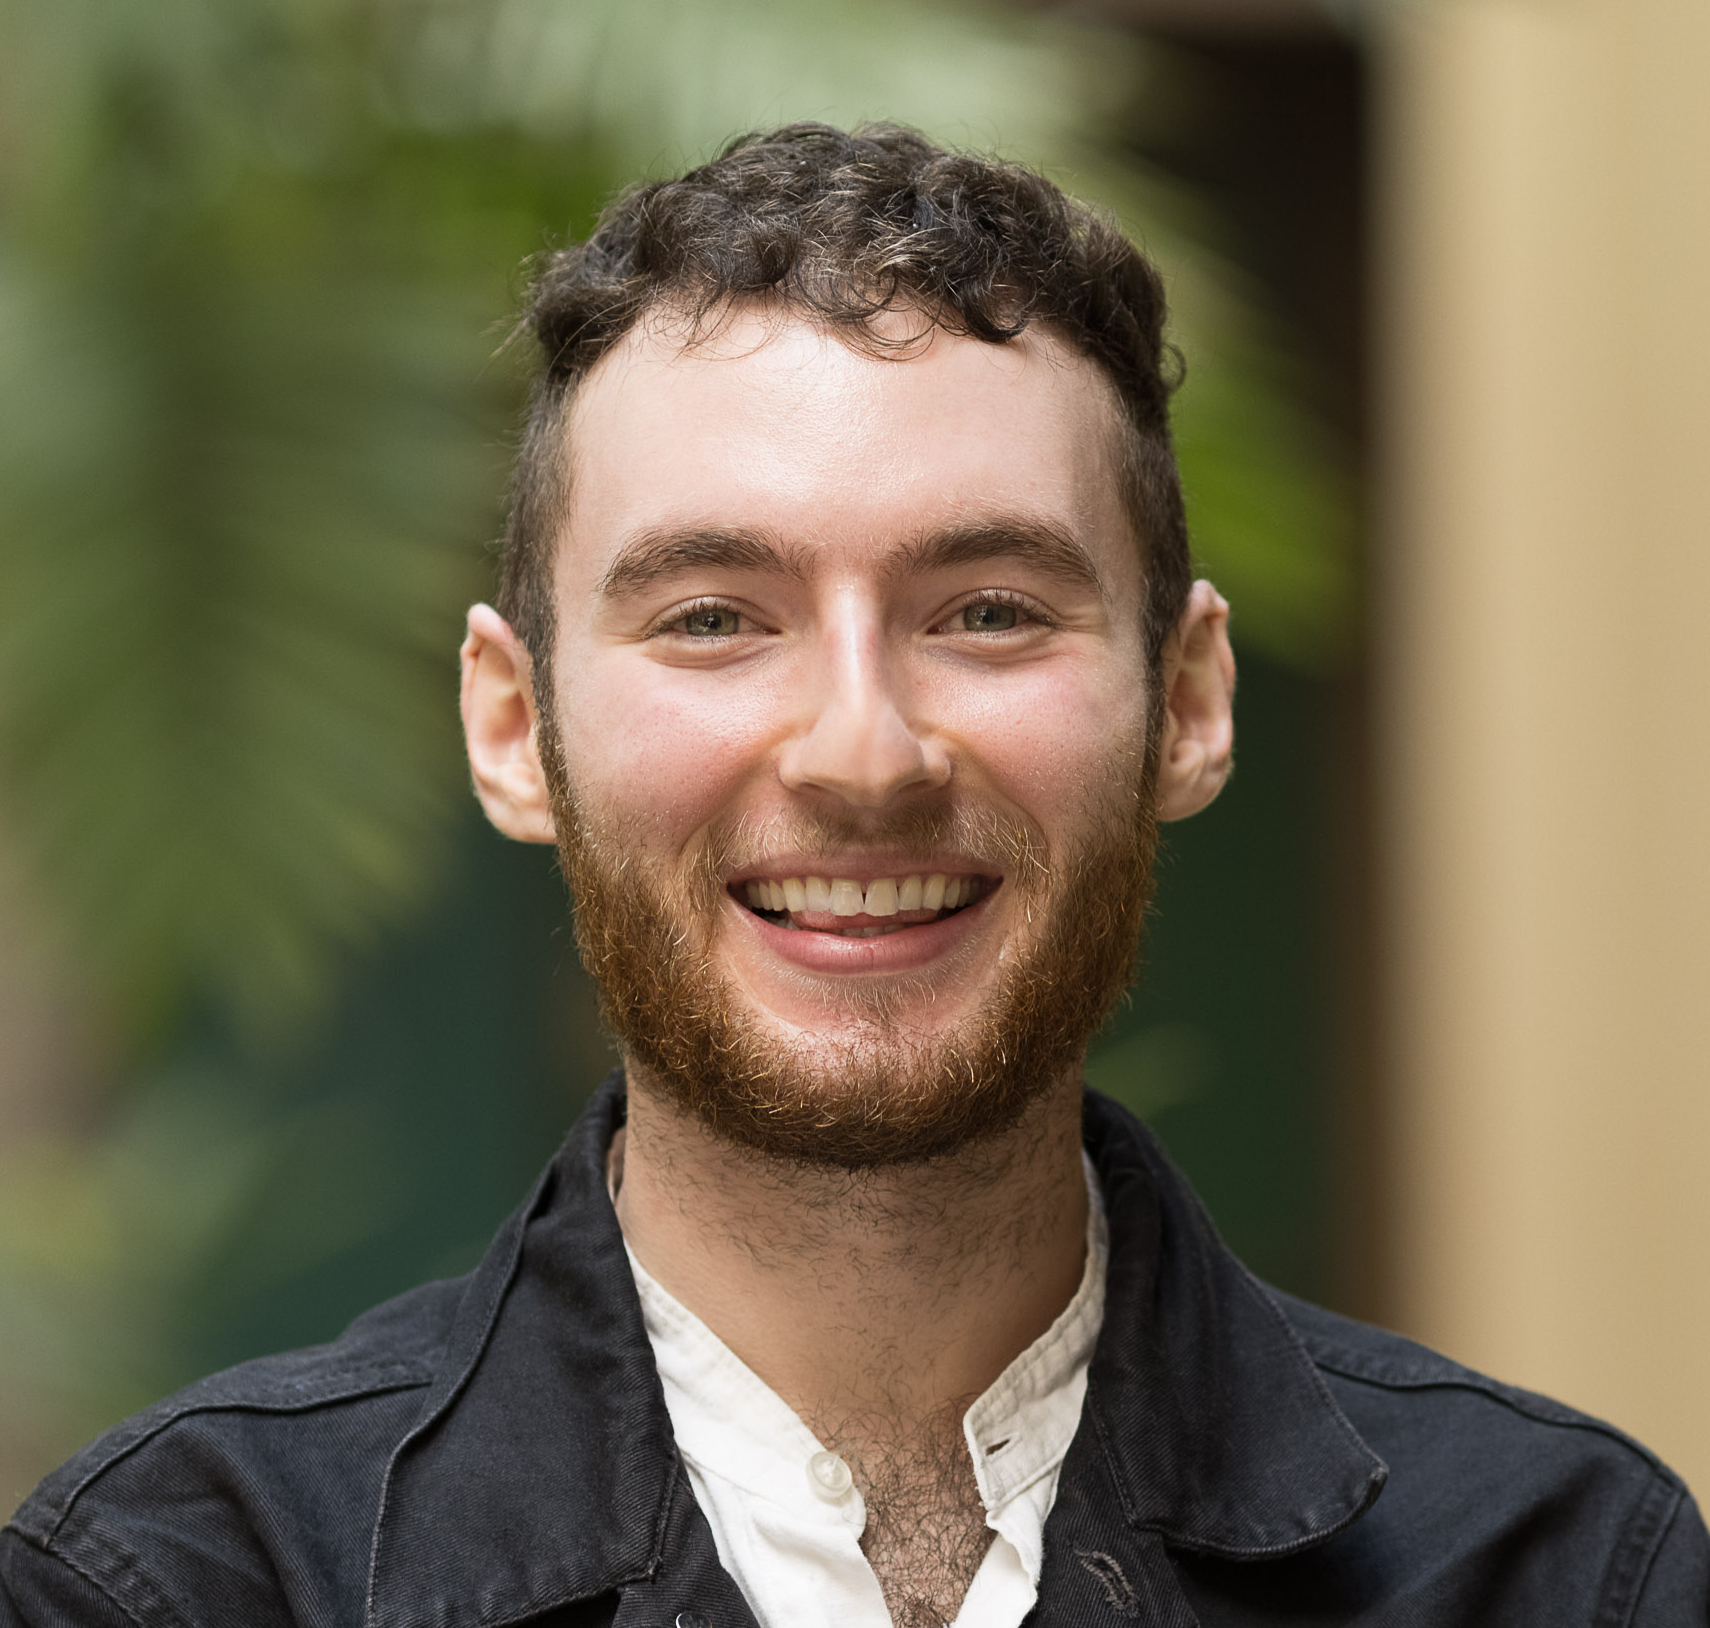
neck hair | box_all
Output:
[614,1063,1090,1426]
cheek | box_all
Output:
[923,659,1148,829]
[557,654,782,842]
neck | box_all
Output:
[611,1069,1090,1438]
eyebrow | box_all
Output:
[890,519,1108,600]
[597,527,811,599]
[595,515,1107,601]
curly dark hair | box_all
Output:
[500,121,1191,705]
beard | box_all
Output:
[543,725,1159,1169]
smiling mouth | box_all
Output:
[734,871,997,938]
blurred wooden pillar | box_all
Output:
[1376,0,1710,1491]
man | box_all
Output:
[3,123,1704,1628]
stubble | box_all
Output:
[543,716,1159,1169]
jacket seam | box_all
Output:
[1594,1472,1684,1628]
[363,1169,553,1628]
[1305,1345,1674,1477]
[1081,1327,1385,1561]
[1085,1386,1143,1531]
[647,1456,686,1581]
[7,1523,184,1628]
[43,1363,432,1543]
[1236,1275,1387,1484]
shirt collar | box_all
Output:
[962,1150,1106,1511]
[629,1245,865,1530]
[364,1074,1386,1628]
[626,1150,1107,1554]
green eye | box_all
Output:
[961,601,1020,632]
[678,606,742,637]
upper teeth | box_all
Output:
[743,873,972,916]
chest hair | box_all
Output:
[830,1405,994,1628]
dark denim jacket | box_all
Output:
[5,1078,1706,1626]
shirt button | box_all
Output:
[807,1449,854,1500]
[675,1614,709,1628]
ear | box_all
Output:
[1156,580,1236,822]
[460,603,557,844]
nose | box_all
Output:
[777,612,950,808]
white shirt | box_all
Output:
[624,1159,1108,1628]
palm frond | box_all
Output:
[0,0,1353,1038]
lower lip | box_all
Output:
[734,894,994,974]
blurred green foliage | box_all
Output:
[0,0,1352,1039]
[0,0,1355,1486]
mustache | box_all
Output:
[690,800,1052,903]
[552,745,1160,1168]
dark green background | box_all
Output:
[170,649,1335,1380]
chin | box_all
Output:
[556,771,1156,1168]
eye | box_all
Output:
[668,603,744,638]
[959,601,1020,632]
[937,592,1050,636]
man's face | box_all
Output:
[538,306,1157,1162]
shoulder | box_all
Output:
[2,1274,464,1628]
[1266,1288,1707,1624]
[1273,1286,1676,1479]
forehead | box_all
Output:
[558,304,1137,595]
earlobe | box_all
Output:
[460,604,558,845]
[1155,581,1236,823]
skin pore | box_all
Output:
[461,306,1235,1625]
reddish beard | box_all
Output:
[545,735,1159,1168]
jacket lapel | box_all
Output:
[610,1469,760,1628]
[364,1079,1383,1628]
[1032,1092,1386,1621]
[367,1075,690,1628]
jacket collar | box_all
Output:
[366,1075,678,1628]
[1071,1089,1386,1559]
[366,1075,1385,1628]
